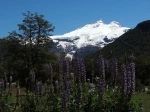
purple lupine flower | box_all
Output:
[125,54,136,97]
[63,60,70,95]
[72,51,85,111]
[120,64,127,96]
[80,58,86,84]
[97,54,105,82]
[126,63,132,97]
[72,52,83,110]
[62,91,68,112]
[129,54,135,94]
[96,54,105,102]
[76,58,81,84]
[130,62,135,93]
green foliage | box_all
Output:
[0,90,14,112]
[0,84,143,112]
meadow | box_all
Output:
[0,52,145,112]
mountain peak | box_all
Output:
[136,20,150,31]
[51,20,130,58]
[110,21,121,27]
[96,20,104,23]
[83,20,104,28]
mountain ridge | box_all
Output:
[50,20,130,58]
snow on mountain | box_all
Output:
[50,20,130,58]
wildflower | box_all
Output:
[129,54,135,94]
[62,91,68,112]
[80,59,86,84]
[97,54,105,82]
[120,64,127,96]
[63,60,70,95]
[126,63,132,96]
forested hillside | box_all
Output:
[86,20,150,85]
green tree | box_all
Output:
[1,11,56,83]
[11,11,55,68]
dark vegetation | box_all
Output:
[0,50,142,112]
[86,20,150,86]
[0,11,57,85]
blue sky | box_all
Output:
[0,0,150,37]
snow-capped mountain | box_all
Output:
[50,20,130,58]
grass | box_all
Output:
[2,85,150,112]
[135,92,150,112]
